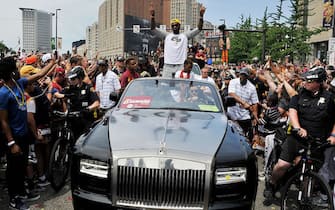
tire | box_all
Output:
[48,137,71,191]
[281,171,334,210]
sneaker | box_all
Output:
[27,155,37,164]
[18,190,40,202]
[263,182,275,206]
[258,171,265,181]
[9,197,30,210]
[37,178,50,187]
[37,175,50,187]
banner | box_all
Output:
[51,37,55,50]
[323,0,334,28]
[57,37,62,50]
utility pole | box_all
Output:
[55,8,61,58]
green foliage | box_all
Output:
[228,0,325,64]
[0,41,9,53]
[229,16,260,63]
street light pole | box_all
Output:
[55,8,61,58]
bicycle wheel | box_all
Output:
[281,171,334,210]
[48,137,71,191]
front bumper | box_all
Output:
[72,189,112,210]
[72,187,254,210]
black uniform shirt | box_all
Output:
[290,88,335,139]
[63,82,99,112]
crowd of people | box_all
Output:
[1,43,335,210]
[1,6,335,209]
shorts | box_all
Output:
[163,64,183,78]
[280,134,324,163]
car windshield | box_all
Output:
[119,78,222,112]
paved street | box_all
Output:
[0,154,280,210]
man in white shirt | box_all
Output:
[150,5,206,78]
[197,66,215,85]
[95,60,121,111]
[175,58,197,79]
[227,67,259,142]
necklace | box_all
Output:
[3,79,26,107]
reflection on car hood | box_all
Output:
[108,109,228,156]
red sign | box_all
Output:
[120,96,152,108]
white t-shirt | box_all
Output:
[96,70,121,109]
[197,76,216,85]
[175,70,196,80]
[153,28,200,65]
[164,33,188,65]
[227,78,259,121]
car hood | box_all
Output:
[108,109,228,157]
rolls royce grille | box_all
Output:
[116,166,206,209]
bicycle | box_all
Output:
[280,130,334,210]
[48,109,80,191]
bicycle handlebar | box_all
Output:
[53,110,81,118]
[292,128,334,153]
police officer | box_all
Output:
[264,67,335,204]
[62,66,100,139]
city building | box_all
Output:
[76,43,87,57]
[20,8,53,53]
[171,0,193,29]
[86,23,99,59]
[306,0,334,64]
[92,0,205,59]
[97,0,170,59]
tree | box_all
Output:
[228,0,324,64]
[0,41,9,54]
[229,16,260,64]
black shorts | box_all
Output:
[280,134,324,163]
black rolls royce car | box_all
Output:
[71,77,258,210]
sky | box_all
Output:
[0,0,290,53]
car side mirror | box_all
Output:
[224,96,236,107]
[109,92,120,104]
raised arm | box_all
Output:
[198,5,206,30]
[27,59,56,84]
[150,2,156,30]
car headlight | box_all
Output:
[215,167,247,185]
[80,159,108,178]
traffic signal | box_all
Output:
[218,24,226,32]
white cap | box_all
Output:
[41,53,52,63]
